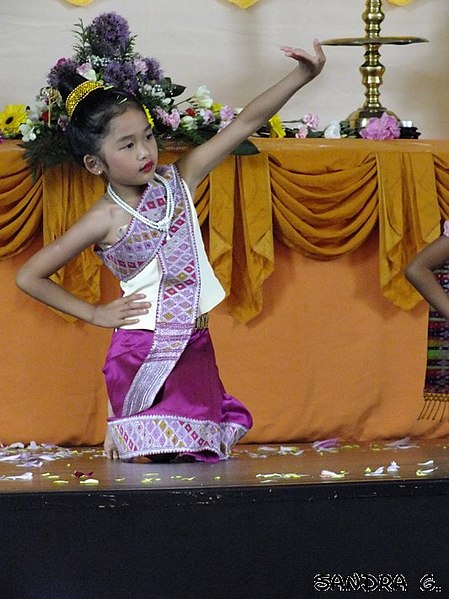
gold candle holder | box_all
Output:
[322,0,428,129]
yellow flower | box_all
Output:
[386,0,414,4]
[268,114,286,138]
[211,103,223,116]
[0,104,28,137]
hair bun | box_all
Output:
[57,72,87,102]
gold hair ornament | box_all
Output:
[65,80,104,118]
[142,104,155,128]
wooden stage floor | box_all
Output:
[1,437,449,598]
[0,437,448,495]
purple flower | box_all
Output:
[86,12,131,58]
[218,105,235,130]
[199,109,215,125]
[220,105,234,121]
[133,58,147,76]
[360,112,400,140]
[47,57,78,89]
[103,60,138,94]
[141,57,164,83]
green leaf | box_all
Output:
[231,139,260,155]
[160,78,186,98]
[170,84,186,98]
[20,128,72,180]
[306,130,325,138]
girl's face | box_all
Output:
[97,106,158,197]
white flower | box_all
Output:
[190,85,213,109]
[180,115,198,130]
[324,120,341,139]
[19,121,37,142]
[27,100,47,122]
[148,84,165,100]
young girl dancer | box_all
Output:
[16,40,326,463]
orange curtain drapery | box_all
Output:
[1,138,449,321]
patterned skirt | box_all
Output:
[103,327,252,462]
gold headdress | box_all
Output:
[65,80,104,118]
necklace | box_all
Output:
[107,173,175,234]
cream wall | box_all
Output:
[0,0,448,138]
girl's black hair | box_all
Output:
[58,73,144,166]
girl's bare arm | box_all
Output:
[405,235,449,319]
[176,39,326,193]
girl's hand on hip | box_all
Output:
[91,293,151,328]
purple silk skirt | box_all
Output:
[103,327,253,462]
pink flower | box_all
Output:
[76,62,97,81]
[154,106,169,123]
[303,112,319,130]
[155,106,180,131]
[167,109,181,131]
[295,123,309,139]
[359,113,400,140]
[57,114,69,132]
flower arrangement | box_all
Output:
[264,113,359,140]
[0,11,416,170]
[14,11,257,174]
[265,112,408,141]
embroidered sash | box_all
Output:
[419,263,449,421]
[96,165,201,416]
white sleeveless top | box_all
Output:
[119,180,225,330]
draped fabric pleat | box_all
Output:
[270,150,378,258]
[377,152,441,310]
[0,144,43,258]
[2,138,449,323]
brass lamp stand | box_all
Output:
[321,0,428,129]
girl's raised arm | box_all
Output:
[176,39,326,193]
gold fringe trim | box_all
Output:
[419,392,449,421]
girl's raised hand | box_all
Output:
[280,38,326,82]
[91,293,151,328]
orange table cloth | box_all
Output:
[1,138,449,446]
